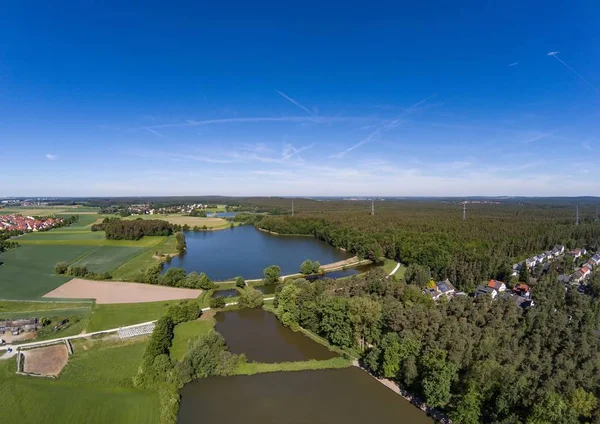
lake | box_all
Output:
[178,367,433,424]
[214,309,336,362]
[207,212,239,218]
[164,225,350,281]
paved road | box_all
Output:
[388,262,401,276]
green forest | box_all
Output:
[237,199,600,292]
[274,269,600,424]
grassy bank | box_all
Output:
[86,300,184,332]
[170,317,216,360]
[236,356,352,375]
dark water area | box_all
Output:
[306,264,377,281]
[178,367,433,424]
[210,289,239,298]
[164,225,350,280]
[254,284,276,295]
[214,309,336,362]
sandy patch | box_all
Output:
[2,331,36,343]
[23,344,69,376]
[43,278,202,304]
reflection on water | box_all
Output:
[214,309,336,363]
[178,367,433,424]
[210,289,239,298]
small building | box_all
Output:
[424,278,456,301]
[558,274,571,285]
[512,283,531,298]
[572,270,586,283]
[590,254,600,266]
[552,245,565,257]
[487,279,507,292]
[475,285,498,299]
[0,318,37,334]
[526,257,537,268]
[504,292,535,309]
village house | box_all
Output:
[487,279,507,292]
[558,274,572,285]
[526,257,538,268]
[475,285,498,299]
[512,283,531,298]
[569,248,587,259]
[590,254,600,267]
[573,270,587,284]
[424,278,456,301]
[552,245,565,257]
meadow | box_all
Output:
[0,300,93,319]
[170,317,215,360]
[85,300,183,332]
[0,338,159,423]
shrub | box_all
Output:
[209,296,226,309]
[263,265,281,285]
[235,276,246,289]
[179,272,214,290]
[66,265,89,277]
[161,268,187,287]
[167,301,201,325]
[54,262,69,274]
[238,288,264,309]
[300,259,321,275]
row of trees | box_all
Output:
[273,269,600,423]
[175,232,186,254]
[300,259,321,275]
[54,262,111,280]
[0,239,19,252]
[136,264,215,290]
[92,217,173,240]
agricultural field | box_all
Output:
[111,235,178,281]
[0,245,97,299]
[71,246,145,273]
[0,206,100,216]
[0,338,159,423]
[117,214,231,229]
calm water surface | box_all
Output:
[178,367,433,424]
[215,309,336,362]
[164,225,350,280]
[306,264,377,281]
[210,289,239,298]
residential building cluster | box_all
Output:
[0,214,63,233]
[474,279,535,308]
[515,244,565,274]
[0,318,37,335]
[566,253,600,285]
[128,203,208,215]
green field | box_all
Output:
[0,300,93,319]
[0,245,96,299]
[0,339,159,423]
[111,236,178,281]
[86,300,182,332]
[170,318,215,360]
[72,246,145,273]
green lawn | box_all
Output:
[170,318,216,360]
[16,236,165,247]
[0,339,159,424]
[0,245,96,299]
[86,300,182,332]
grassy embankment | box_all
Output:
[0,337,159,423]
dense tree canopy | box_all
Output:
[274,268,600,423]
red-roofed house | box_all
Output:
[487,279,507,292]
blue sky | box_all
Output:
[1,1,598,197]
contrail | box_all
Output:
[275,90,315,116]
[508,62,519,67]
[141,126,165,137]
[548,51,598,92]
[329,93,437,158]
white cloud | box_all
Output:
[46,153,58,160]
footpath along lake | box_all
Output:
[164,225,350,280]
[178,309,433,423]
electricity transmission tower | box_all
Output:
[292,201,294,217]
[575,205,579,226]
[371,199,375,216]
[463,203,466,221]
